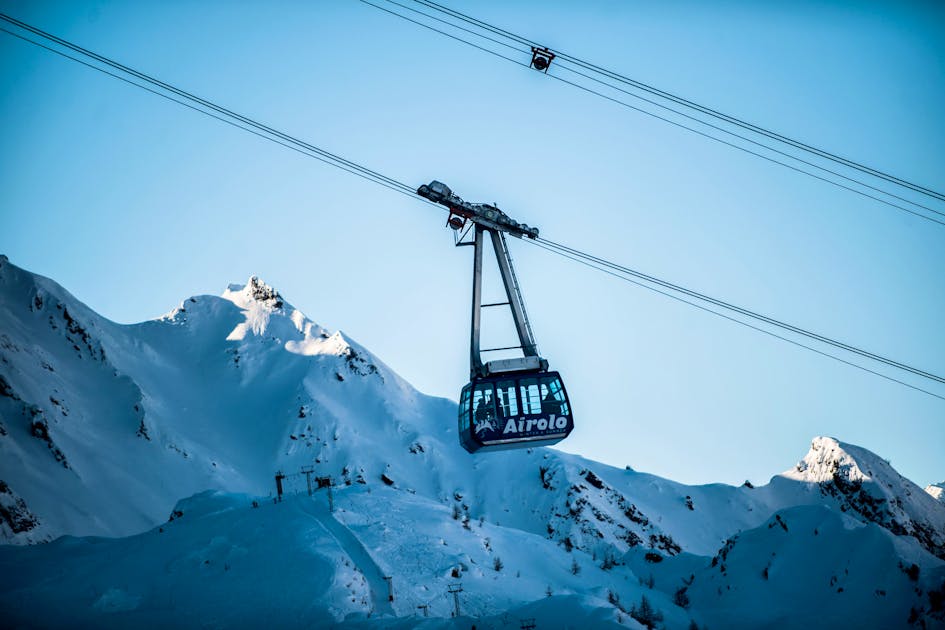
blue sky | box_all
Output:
[2,0,943,486]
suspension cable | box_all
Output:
[2,13,941,399]
[359,0,945,227]
[409,0,945,203]
[1,28,426,204]
[0,13,420,199]
[526,239,945,402]
[533,236,945,386]
[391,0,944,219]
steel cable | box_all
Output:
[2,14,941,399]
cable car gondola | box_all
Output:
[458,369,572,452]
[418,180,575,453]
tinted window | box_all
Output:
[459,385,471,432]
[494,380,519,417]
[472,383,497,426]
[539,375,569,416]
[519,378,541,415]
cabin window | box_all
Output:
[472,382,497,426]
[519,378,541,415]
[540,375,569,416]
[459,385,472,433]
[494,380,519,417]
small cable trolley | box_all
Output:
[418,181,574,453]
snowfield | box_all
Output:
[1,255,943,628]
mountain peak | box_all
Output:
[223,276,283,310]
[927,482,945,503]
[786,436,871,484]
[781,436,945,559]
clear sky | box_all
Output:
[2,0,943,487]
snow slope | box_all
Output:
[779,436,945,559]
[1,256,943,628]
[0,255,458,541]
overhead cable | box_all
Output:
[526,239,945,402]
[533,236,945,386]
[2,14,941,400]
[0,13,421,202]
[360,0,945,227]
[410,0,945,204]
[1,28,426,204]
[397,0,943,219]
[355,0,527,68]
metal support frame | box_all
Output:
[492,230,538,355]
[416,180,546,380]
[315,475,334,512]
[468,224,542,379]
[302,465,314,496]
[448,583,463,618]
[470,226,485,376]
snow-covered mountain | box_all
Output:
[1,255,943,629]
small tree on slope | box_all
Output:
[631,594,663,629]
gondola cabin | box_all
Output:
[458,371,573,453]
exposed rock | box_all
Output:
[0,480,45,543]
